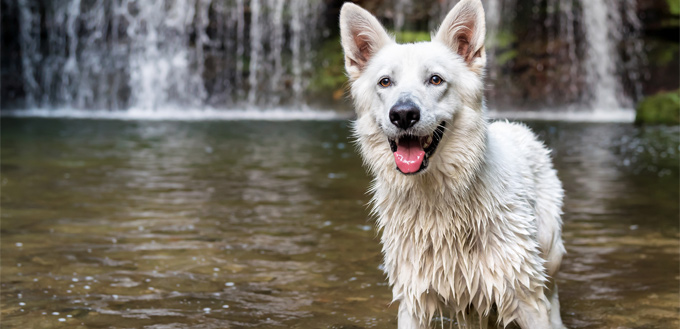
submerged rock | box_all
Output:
[635,90,680,125]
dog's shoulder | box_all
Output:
[488,120,540,144]
[487,120,552,161]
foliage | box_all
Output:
[647,39,679,66]
[635,90,680,125]
[393,31,431,43]
[492,30,518,66]
[308,31,432,99]
[308,37,347,100]
[668,0,680,16]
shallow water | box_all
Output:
[1,118,678,328]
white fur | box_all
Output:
[340,1,567,328]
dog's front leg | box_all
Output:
[513,298,553,329]
[398,302,424,329]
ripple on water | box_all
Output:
[0,119,677,328]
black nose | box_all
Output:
[389,101,420,130]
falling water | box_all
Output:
[417,0,642,113]
[545,0,643,112]
[581,0,623,110]
[13,0,324,112]
[9,0,644,120]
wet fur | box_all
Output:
[340,1,567,328]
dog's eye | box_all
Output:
[378,77,392,88]
[429,75,444,85]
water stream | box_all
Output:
[1,118,678,328]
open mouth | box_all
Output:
[388,122,446,175]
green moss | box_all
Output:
[635,90,680,125]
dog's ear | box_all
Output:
[340,3,392,80]
[434,0,486,73]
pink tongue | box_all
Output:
[393,138,425,174]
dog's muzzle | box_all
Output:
[388,121,446,174]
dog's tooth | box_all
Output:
[423,135,432,149]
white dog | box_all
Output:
[339,1,567,328]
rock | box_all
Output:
[635,90,680,125]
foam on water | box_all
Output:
[488,108,636,122]
[2,108,350,121]
[3,107,635,123]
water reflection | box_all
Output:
[1,119,677,328]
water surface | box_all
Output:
[1,118,678,328]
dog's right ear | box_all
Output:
[340,3,392,80]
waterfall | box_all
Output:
[13,0,324,112]
[543,0,643,112]
[580,0,625,110]
[7,0,645,120]
[440,0,642,113]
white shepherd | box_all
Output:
[340,1,567,328]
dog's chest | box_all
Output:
[383,216,502,310]
[377,185,540,318]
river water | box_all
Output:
[1,118,678,328]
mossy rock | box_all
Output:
[635,90,680,125]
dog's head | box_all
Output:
[341,0,487,176]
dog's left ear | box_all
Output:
[434,0,486,74]
[340,3,393,80]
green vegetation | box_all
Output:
[309,37,347,100]
[308,31,432,100]
[635,90,680,125]
[394,31,431,43]
[492,30,518,65]
[668,0,679,15]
